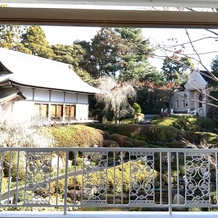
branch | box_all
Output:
[185,29,203,63]
[159,36,218,49]
[205,29,218,37]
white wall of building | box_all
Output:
[75,104,89,120]
[12,101,35,121]
[65,92,77,103]
[78,93,88,104]
[19,87,33,100]
[51,90,64,102]
[12,86,91,121]
[34,89,49,101]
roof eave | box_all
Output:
[9,80,98,95]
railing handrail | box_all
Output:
[0,147,218,152]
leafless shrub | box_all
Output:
[0,113,55,148]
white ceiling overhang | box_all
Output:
[0,1,218,28]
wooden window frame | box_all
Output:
[64,104,76,119]
[34,103,49,117]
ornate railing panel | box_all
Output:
[0,147,217,214]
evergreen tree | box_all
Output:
[0,24,31,54]
[89,28,121,78]
[74,40,98,78]
[21,26,54,58]
[51,43,96,86]
[88,28,154,80]
[210,55,218,87]
[0,4,30,53]
[114,28,153,81]
[51,44,85,67]
[162,56,194,85]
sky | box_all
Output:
[42,26,218,71]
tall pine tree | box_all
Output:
[21,26,54,59]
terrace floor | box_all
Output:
[2,211,218,218]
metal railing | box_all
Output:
[0,147,218,215]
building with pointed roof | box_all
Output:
[170,71,209,117]
[0,48,98,122]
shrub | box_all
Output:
[165,141,186,148]
[183,131,199,143]
[109,134,131,146]
[0,114,55,148]
[86,123,141,138]
[109,133,149,148]
[134,140,149,148]
[122,141,133,147]
[151,115,218,133]
[120,117,139,124]
[103,140,119,147]
[46,125,105,147]
[132,103,141,114]
[107,124,141,138]
[195,132,218,144]
[139,125,180,143]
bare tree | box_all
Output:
[95,77,136,124]
[151,23,218,111]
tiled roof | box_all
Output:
[0,48,98,94]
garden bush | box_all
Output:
[165,141,186,148]
[109,134,133,146]
[122,141,134,147]
[45,125,105,147]
[120,117,139,124]
[107,124,141,138]
[132,103,141,114]
[52,160,159,196]
[86,123,142,139]
[139,125,180,143]
[103,140,119,147]
[195,132,218,145]
[109,133,148,147]
[182,131,199,143]
[0,114,55,148]
[134,140,149,148]
[151,115,218,132]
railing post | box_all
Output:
[168,151,172,215]
[216,151,218,207]
[63,150,69,215]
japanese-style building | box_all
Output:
[0,48,98,122]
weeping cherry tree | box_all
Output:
[95,77,136,124]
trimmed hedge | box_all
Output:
[151,115,218,132]
[139,125,180,143]
[182,131,199,143]
[109,133,149,148]
[195,132,218,145]
[45,125,106,147]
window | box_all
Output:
[50,104,63,119]
[34,103,48,117]
[182,100,185,108]
[175,100,179,108]
[65,105,76,119]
